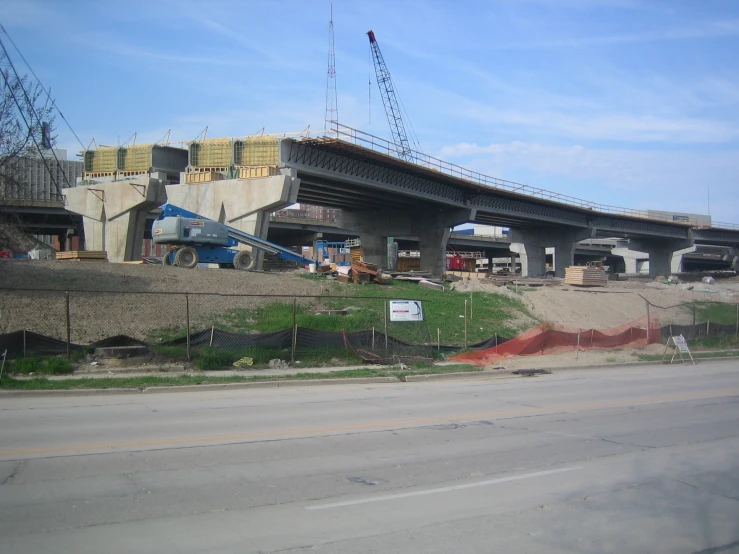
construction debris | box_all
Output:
[419,279,444,290]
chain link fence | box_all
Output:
[2,288,737,368]
[643,296,739,343]
[0,289,437,367]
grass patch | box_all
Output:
[7,356,74,375]
[682,302,738,325]
[0,364,481,390]
[193,346,363,370]
[324,280,530,346]
[689,335,739,350]
[193,281,529,350]
[151,345,189,360]
[637,350,739,362]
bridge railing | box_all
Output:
[325,123,737,231]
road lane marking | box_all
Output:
[305,466,583,510]
[2,387,738,459]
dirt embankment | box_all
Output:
[452,277,739,329]
[2,260,738,343]
[0,260,325,342]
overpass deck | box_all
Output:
[279,125,739,244]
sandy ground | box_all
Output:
[452,277,739,329]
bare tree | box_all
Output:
[0,69,56,250]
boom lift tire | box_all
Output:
[163,253,172,266]
[175,247,199,269]
[233,250,254,271]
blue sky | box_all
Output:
[4,0,738,223]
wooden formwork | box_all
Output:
[56,251,108,262]
[237,165,279,179]
[184,171,226,184]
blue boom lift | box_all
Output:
[152,203,315,270]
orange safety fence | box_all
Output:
[450,314,661,366]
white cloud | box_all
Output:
[449,100,738,144]
[498,19,739,49]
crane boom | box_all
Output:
[367,30,413,161]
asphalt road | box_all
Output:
[2,360,739,553]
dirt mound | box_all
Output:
[452,278,739,329]
[0,260,324,342]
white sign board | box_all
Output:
[389,300,424,322]
[662,334,695,365]
[673,335,690,353]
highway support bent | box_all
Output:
[63,177,167,263]
[164,174,300,270]
[510,228,594,278]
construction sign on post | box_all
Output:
[662,334,695,365]
[389,300,424,322]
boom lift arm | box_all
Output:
[153,204,315,269]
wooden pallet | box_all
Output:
[564,266,607,286]
[56,251,108,261]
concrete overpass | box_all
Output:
[23,125,739,276]
[277,131,739,277]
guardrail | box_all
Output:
[321,123,738,231]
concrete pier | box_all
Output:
[509,228,593,277]
[63,176,166,263]
[164,174,300,269]
[342,208,473,276]
[612,238,693,278]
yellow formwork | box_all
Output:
[84,148,118,173]
[118,144,153,172]
[233,137,279,166]
[189,139,232,168]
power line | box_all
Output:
[0,24,86,152]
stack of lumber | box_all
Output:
[564,265,607,287]
[56,251,108,262]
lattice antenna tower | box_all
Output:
[324,4,338,134]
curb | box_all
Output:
[141,381,280,394]
[275,376,398,387]
[0,388,141,398]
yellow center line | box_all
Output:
[2,387,738,459]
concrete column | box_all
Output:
[341,207,474,276]
[165,174,300,270]
[418,225,452,275]
[510,228,593,277]
[509,240,546,277]
[357,233,385,268]
[611,246,647,274]
[63,177,166,263]
[612,238,693,278]
[671,245,698,273]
